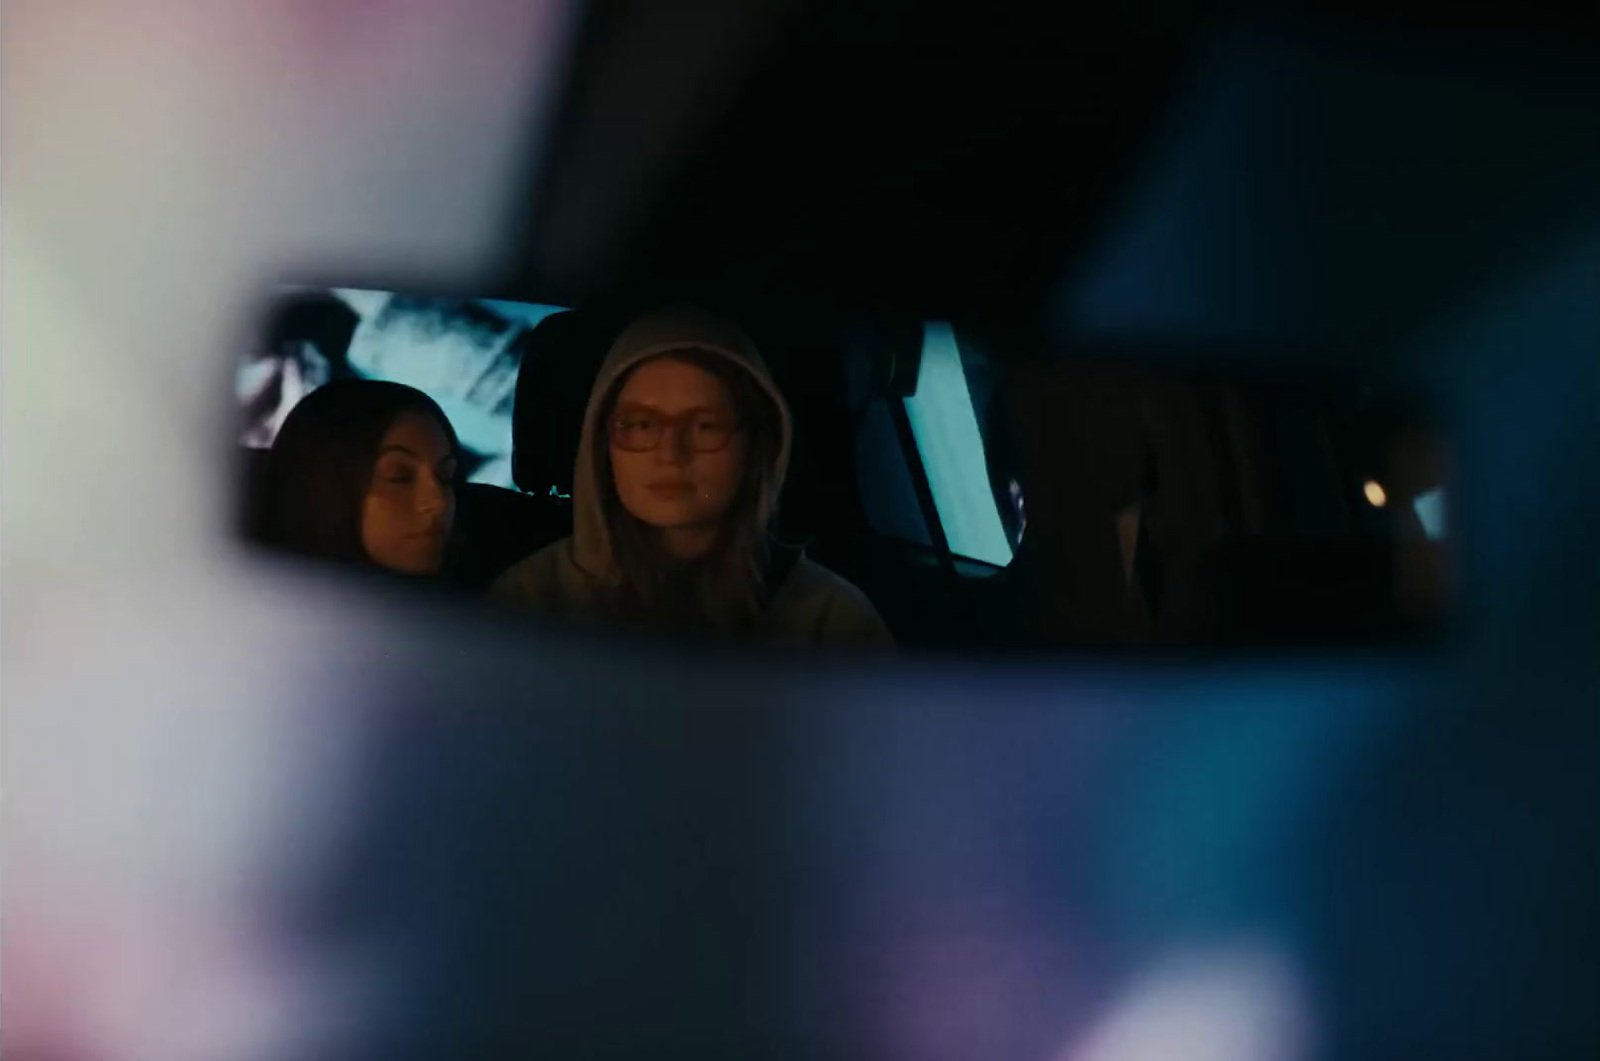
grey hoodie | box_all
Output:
[490,309,892,648]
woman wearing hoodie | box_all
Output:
[490,309,892,648]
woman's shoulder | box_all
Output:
[488,537,576,603]
[781,556,869,602]
[769,556,895,647]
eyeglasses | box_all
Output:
[607,403,743,453]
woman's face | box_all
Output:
[608,356,750,545]
[360,410,456,574]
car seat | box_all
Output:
[442,308,621,591]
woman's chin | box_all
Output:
[631,501,717,531]
[637,518,721,559]
[371,547,443,577]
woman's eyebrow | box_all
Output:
[616,402,725,414]
[378,444,422,458]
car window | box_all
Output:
[848,320,1024,574]
[903,322,1017,568]
[238,287,568,487]
[1412,486,1446,540]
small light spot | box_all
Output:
[1363,480,1387,507]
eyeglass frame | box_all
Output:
[605,401,746,453]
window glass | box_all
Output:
[1412,486,1447,540]
[902,321,1016,567]
[237,287,567,488]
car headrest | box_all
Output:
[510,308,622,497]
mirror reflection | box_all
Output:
[238,286,1448,651]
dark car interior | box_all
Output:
[241,291,1446,651]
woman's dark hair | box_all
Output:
[594,348,784,633]
[256,379,459,566]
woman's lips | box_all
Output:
[646,481,694,497]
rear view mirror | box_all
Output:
[233,285,1448,652]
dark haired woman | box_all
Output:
[491,309,890,647]
[257,379,458,577]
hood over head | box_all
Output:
[569,308,792,581]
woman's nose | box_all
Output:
[656,426,693,465]
[417,474,448,515]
